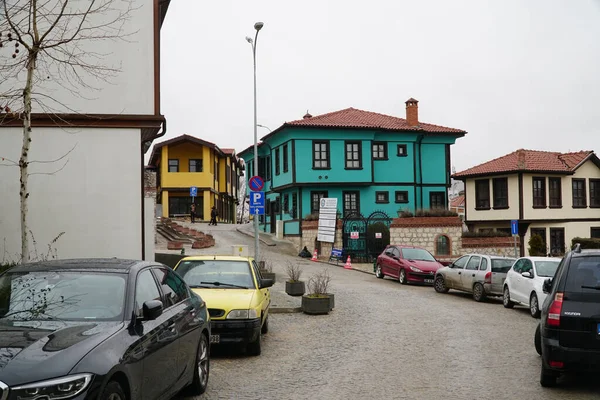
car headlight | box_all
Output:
[12,373,93,400]
[409,266,422,273]
[226,309,258,319]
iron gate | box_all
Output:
[341,212,368,262]
[366,211,392,260]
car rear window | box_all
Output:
[491,259,515,273]
[564,256,600,293]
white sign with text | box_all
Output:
[317,198,338,243]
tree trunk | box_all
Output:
[19,52,36,263]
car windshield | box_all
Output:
[176,260,255,289]
[565,256,600,293]
[401,248,436,262]
[534,260,560,277]
[491,259,515,273]
[0,271,126,322]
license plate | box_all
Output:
[210,335,220,344]
[424,279,434,284]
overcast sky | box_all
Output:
[158,0,600,172]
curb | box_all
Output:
[270,307,302,314]
[312,259,375,275]
[235,227,277,247]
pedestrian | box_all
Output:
[210,206,218,226]
[190,203,196,223]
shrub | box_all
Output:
[462,231,511,238]
[528,234,547,256]
[307,270,331,297]
[303,212,319,221]
[285,261,303,282]
[571,237,600,250]
[398,209,458,218]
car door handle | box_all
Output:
[472,274,475,277]
[458,272,461,275]
[167,323,176,332]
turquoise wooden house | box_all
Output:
[238,98,467,238]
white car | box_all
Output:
[502,256,562,318]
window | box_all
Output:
[153,268,188,308]
[591,227,600,238]
[479,258,488,271]
[590,179,600,208]
[512,259,525,273]
[549,177,562,208]
[532,177,546,208]
[549,228,565,257]
[343,191,360,216]
[372,142,387,160]
[572,178,586,208]
[345,141,362,169]
[466,256,481,270]
[521,259,533,273]
[188,159,202,172]
[168,197,191,216]
[397,144,407,157]
[395,191,409,204]
[475,179,490,209]
[283,194,289,212]
[452,255,469,269]
[493,178,508,209]
[283,144,289,173]
[436,235,450,256]
[311,191,328,214]
[168,159,179,172]
[530,228,547,251]
[214,161,219,185]
[375,191,389,204]
[275,148,280,175]
[429,192,445,209]
[135,270,161,317]
[291,193,298,218]
[497,228,511,235]
[313,141,329,169]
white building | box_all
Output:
[0,0,171,262]
[453,149,600,257]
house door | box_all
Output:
[270,201,276,234]
[549,228,565,257]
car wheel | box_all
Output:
[434,276,449,293]
[503,286,515,308]
[473,283,486,302]
[530,292,541,318]
[99,381,127,400]
[398,269,407,285]
[534,324,542,356]
[375,264,384,279]
[261,314,269,334]
[540,363,558,387]
[184,333,210,396]
[247,333,262,356]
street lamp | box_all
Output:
[257,124,272,132]
[246,21,264,262]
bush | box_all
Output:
[303,212,319,221]
[285,261,303,282]
[528,234,547,256]
[571,237,600,250]
[307,270,331,297]
[462,231,511,238]
[398,209,458,218]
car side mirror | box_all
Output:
[521,271,533,279]
[542,278,552,294]
[259,278,274,289]
[143,300,163,321]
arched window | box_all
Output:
[436,235,450,256]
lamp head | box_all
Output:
[245,36,253,44]
[254,22,264,31]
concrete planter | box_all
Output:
[301,294,332,315]
[285,281,305,296]
[326,293,335,310]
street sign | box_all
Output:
[190,186,197,197]
[249,191,265,215]
[511,220,518,236]
[248,175,264,192]
[350,231,359,240]
[317,198,338,243]
[249,206,265,215]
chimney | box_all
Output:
[303,110,312,119]
[405,98,419,126]
[517,149,526,169]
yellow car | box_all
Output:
[173,255,274,356]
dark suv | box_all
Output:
[534,244,600,387]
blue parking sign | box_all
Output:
[511,220,518,235]
[190,186,198,197]
[249,191,265,215]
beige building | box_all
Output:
[453,149,600,256]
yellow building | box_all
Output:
[149,135,244,223]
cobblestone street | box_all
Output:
[168,224,600,400]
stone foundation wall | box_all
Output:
[461,237,520,258]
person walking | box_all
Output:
[209,206,218,226]
[190,203,196,223]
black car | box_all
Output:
[0,258,211,400]
[534,244,600,387]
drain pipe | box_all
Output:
[416,134,424,209]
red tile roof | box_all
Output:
[279,107,466,134]
[221,148,236,155]
[453,149,595,178]
[450,195,465,208]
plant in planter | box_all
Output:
[258,259,276,282]
[301,269,333,315]
[285,261,305,296]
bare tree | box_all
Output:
[0,0,136,262]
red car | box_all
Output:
[375,245,444,285]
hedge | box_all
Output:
[571,237,600,250]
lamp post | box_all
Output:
[246,21,264,262]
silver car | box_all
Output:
[433,254,516,302]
